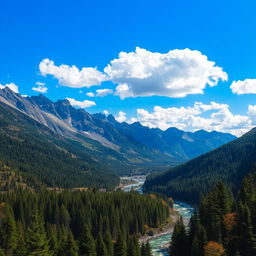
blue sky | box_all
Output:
[1,0,256,136]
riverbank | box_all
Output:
[139,208,179,244]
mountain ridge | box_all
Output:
[0,87,236,173]
[143,127,256,204]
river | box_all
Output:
[120,176,194,256]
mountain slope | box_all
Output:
[0,87,236,174]
[144,128,256,204]
[115,121,236,160]
[0,101,119,189]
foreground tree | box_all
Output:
[79,225,96,256]
[26,212,52,256]
[170,217,188,256]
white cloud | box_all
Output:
[66,98,96,108]
[95,88,113,97]
[36,81,45,86]
[248,105,256,124]
[230,79,256,94]
[103,110,109,115]
[115,111,127,122]
[133,102,253,136]
[86,92,95,97]
[39,58,108,88]
[0,82,19,93]
[86,89,113,97]
[32,85,48,93]
[104,47,227,99]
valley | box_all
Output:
[121,176,194,256]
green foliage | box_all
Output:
[114,232,126,256]
[0,102,119,190]
[79,225,96,256]
[170,217,188,256]
[0,205,17,255]
[63,231,78,256]
[169,172,256,256]
[26,212,52,256]
[144,128,256,204]
[0,189,162,256]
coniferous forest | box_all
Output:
[0,188,169,256]
[170,172,256,256]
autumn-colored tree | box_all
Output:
[204,241,225,256]
[223,213,236,232]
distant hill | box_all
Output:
[144,128,256,204]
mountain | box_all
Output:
[0,87,236,177]
[114,122,235,160]
[143,127,256,204]
[0,100,119,189]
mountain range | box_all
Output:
[0,87,236,188]
[144,127,256,204]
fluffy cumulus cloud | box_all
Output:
[87,89,113,97]
[132,102,253,136]
[104,47,228,99]
[230,79,256,94]
[39,47,227,98]
[0,82,19,93]
[66,98,96,108]
[39,59,108,88]
[32,82,48,93]
[115,111,127,122]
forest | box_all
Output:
[0,188,170,256]
[144,127,256,204]
[170,171,256,256]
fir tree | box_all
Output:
[63,231,78,256]
[26,212,52,256]
[115,231,127,256]
[79,225,96,256]
[0,205,17,255]
[96,233,108,256]
[170,217,188,256]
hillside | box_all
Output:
[144,128,256,204]
[0,87,236,172]
[0,101,119,189]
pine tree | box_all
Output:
[104,229,114,256]
[127,235,138,256]
[115,231,127,256]
[0,205,17,255]
[26,212,52,256]
[96,233,108,256]
[63,231,78,256]
[79,225,96,256]
[170,217,188,256]
[237,203,256,256]
[144,241,152,256]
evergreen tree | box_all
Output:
[0,205,17,255]
[26,212,52,256]
[144,241,152,256]
[104,229,114,256]
[63,231,78,256]
[237,203,256,256]
[79,225,96,256]
[96,233,108,256]
[170,217,188,256]
[115,231,127,256]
